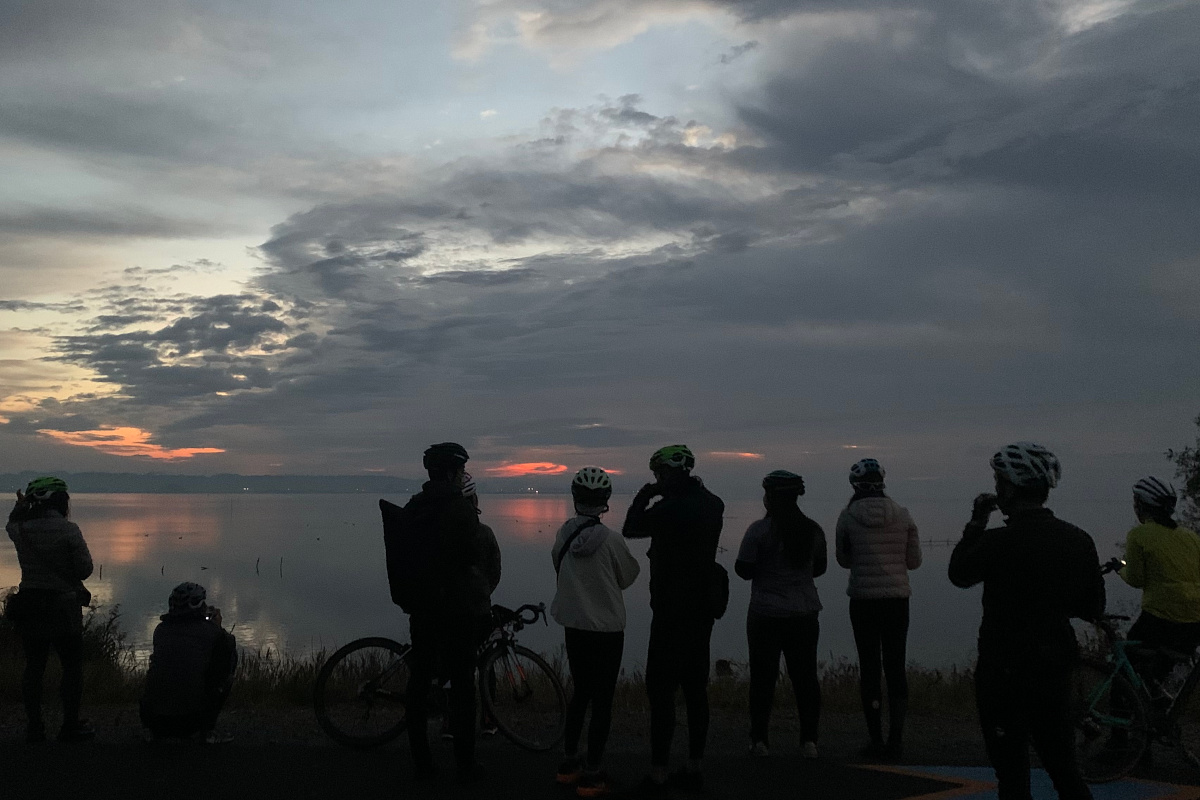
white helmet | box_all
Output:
[849,458,885,483]
[991,442,1061,489]
[169,582,207,614]
[572,466,612,493]
[1133,476,1176,510]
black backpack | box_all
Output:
[380,498,444,614]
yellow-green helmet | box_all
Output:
[25,476,68,501]
[649,445,695,472]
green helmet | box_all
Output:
[25,476,68,501]
[649,445,695,472]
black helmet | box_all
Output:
[423,442,470,470]
[762,470,805,495]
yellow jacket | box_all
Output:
[1120,521,1200,624]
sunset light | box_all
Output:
[484,462,570,478]
[38,426,225,461]
[708,452,764,460]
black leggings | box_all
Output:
[140,687,230,737]
[564,628,624,768]
[849,597,909,744]
[19,592,84,733]
[646,615,713,766]
[747,610,820,745]
[1127,611,1200,685]
[976,657,1092,800]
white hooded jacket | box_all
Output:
[835,496,921,599]
[550,516,640,632]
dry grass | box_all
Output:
[2,595,978,719]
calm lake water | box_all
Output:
[0,493,1141,670]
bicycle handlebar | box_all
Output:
[491,602,548,630]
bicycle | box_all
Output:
[313,602,567,752]
[1071,561,1200,782]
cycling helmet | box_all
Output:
[762,470,805,495]
[168,582,207,613]
[24,476,68,500]
[848,459,885,483]
[572,466,612,494]
[461,472,477,498]
[1133,476,1176,510]
[423,442,469,470]
[990,442,1061,489]
[649,445,695,472]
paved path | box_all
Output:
[3,741,1199,800]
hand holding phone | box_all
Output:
[971,493,998,525]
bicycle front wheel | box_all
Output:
[1071,660,1150,782]
[1173,673,1200,769]
[314,637,412,749]
[479,644,566,751]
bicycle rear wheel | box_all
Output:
[479,644,566,751]
[1071,660,1150,782]
[314,637,411,749]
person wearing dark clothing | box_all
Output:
[140,582,238,742]
[5,477,95,744]
[623,445,724,793]
[401,445,500,782]
[949,442,1104,800]
[735,470,826,759]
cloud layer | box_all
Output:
[1,0,1198,496]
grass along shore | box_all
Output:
[1,597,978,719]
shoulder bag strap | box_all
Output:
[554,518,602,574]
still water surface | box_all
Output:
[0,494,1140,669]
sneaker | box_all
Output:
[557,757,583,784]
[57,720,95,743]
[577,770,611,797]
[669,767,704,792]
[748,740,770,758]
[801,741,819,760]
[203,730,234,745]
[481,722,499,736]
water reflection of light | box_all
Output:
[483,496,573,543]
[79,495,223,564]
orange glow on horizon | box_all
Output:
[485,462,569,477]
[708,451,764,460]
[38,426,225,461]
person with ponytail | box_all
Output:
[735,470,827,759]
[835,459,921,761]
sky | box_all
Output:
[1,0,1198,500]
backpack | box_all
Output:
[380,498,444,614]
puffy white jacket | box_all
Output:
[551,516,641,632]
[835,497,921,599]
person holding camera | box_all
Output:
[623,445,724,795]
[949,442,1103,800]
[5,477,95,744]
[140,582,238,743]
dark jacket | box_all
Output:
[402,481,498,618]
[623,476,724,621]
[142,611,238,718]
[949,508,1104,665]
[6,510,93,595]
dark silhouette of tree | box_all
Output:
[1169,413,1200,528]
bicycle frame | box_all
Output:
[1086,637,1153,731]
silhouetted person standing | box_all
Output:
[624,445,724,795]
[950,442,1103,800]
[140,582,238,743]
[400,443,497,781]
[835,458,921,760]
[6,477,94,744]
